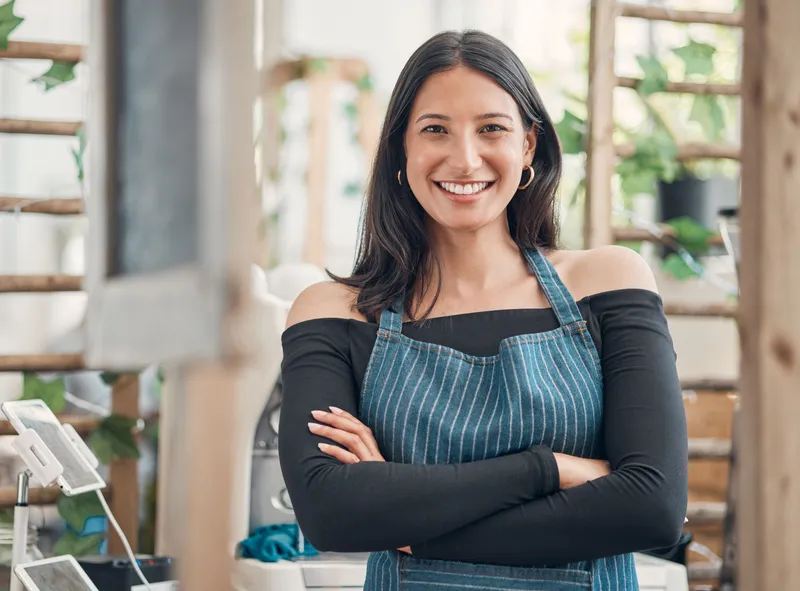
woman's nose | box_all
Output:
[448,135,482,175]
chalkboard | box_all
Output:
[112,0,200,276]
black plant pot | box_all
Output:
[657,174,739,257]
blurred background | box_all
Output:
[0,0,744,588]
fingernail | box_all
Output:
[311,410,327,418]
[329,406,344,414]
[308,422,321,431]
[318,443,328,450]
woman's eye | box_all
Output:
[421,124,446,134]
[481,124,507,133]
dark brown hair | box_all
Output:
[329,30,563,323]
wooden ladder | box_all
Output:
[0,40,140,555]
[585,2,743,588]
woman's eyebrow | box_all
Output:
[414,112,513,123]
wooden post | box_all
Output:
[108,374,140,554]
[584,0,618,248]
[737,0,800,588]
[180,364,238,591]
[304,71,333,267]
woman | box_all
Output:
[279,30,688,591]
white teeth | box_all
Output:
[438,182,490,196]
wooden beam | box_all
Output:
[616,142,741,161]
[687,501,727,524]
[689,438,733,459]
[618,3,742,27]
[0,354,85,372]
[266,57,371,90]
[681,377,737,392]
[0,197,83,215]
[0,275,82,293]
[0,416,101,437]
[0,118,82,136]
[737,0,800,587]
[584,0,618,248]
[0,41,83,62]
[664,301,738,318]
[616,76,741,96]
[613,226,725,247]
[108,375,140,555]
[688,562,722,581]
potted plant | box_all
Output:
[631,40,739,237]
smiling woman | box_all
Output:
[279,30,687,591]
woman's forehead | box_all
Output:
[410,67,518,119]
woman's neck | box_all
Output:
[422,220,532,305]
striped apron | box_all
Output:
[358,248,638,590]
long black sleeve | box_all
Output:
[411,291,688,565]
[278,318,560,553]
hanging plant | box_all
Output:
[0,0,24,48]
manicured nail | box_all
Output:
[311,410,327,419]
[329,406,344,414]
[308,422,321,431]
[318,443,328,450]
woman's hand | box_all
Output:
[552,453,611,489]
[309,408,414,552]
[308,406,386,463]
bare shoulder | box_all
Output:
[551,245,658,299]
[285,281,365,329]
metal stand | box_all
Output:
[10,470,32,591]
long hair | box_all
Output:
[329,30,563,323]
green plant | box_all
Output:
[0,1,78,91]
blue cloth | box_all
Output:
[237,523,318,562]
[360,248,638,590]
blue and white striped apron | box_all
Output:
[358,248,638,590]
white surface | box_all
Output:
[132,582,179,591]
[233,553,688,591]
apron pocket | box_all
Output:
[399,555,592,591]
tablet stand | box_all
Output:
[8,429,77,591]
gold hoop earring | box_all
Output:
[397,170,402,186]
[518,165,535,190]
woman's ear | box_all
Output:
[523,127,537,164]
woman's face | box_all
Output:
[403,65,536,234]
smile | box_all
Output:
[434,181,496,196]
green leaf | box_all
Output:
[306,58,327,74]
[71,126,87,182]
[356,73,373,92]
[666,216,715,254]
[0,0,24,49]
[99,371,122,386]
[31,61,76,91]
[672,40,716,77]
[555,110,586,155]
[57,492,104,532]
[88,414,140,464]
[343,181,362,198]
[21,373,66,412]
[615,241,642,254]
[635,55,668,96]
[617,158,657,197]
[689,95,726,142]
[661,253,699,280]
[53,530,105,557]
[343,101,358,121]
